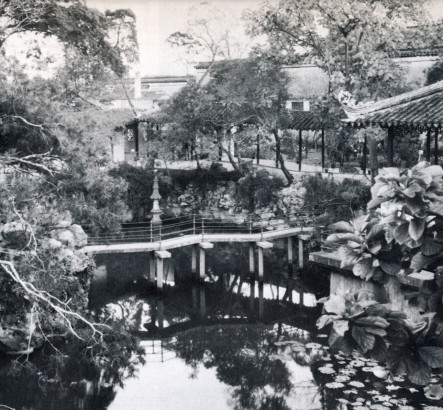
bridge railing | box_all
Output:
[83,211,314,245]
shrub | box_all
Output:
[302,174,370,225]
[237,169,285,211]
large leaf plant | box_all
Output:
[318,162,443,384]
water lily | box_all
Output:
[348,381,365,388]
[318,366,335,374]
[325,381,345,389]
[424,385,443,400]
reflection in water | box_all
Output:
[2,249,443,409]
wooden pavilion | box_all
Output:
[342,80,443,167]
[289,111,326,171]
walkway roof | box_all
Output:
[342,80,443,130]
[289,111,324,131]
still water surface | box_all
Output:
[1,247,443,409]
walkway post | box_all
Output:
[387,127,394,167]
[427,128,432,162]
[321,128,325,171]
[435,128,439,165]
[298,129,302,171]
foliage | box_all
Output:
[0,0,137,76]
[326,163,443,285]
[166,2,248,75]
[317,291,443,385]
[319,162,443,384]
[168,162,241,191]
[426,61,443,85]
[0,0,139,386]
[301,174,371,226]
[245,0,431,175]
[237,169,285,211]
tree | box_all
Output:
[0,0,137,371]
[245,0,432,177]
[167,2,248,80]
[207,59,295,184]
[0,0,137,76]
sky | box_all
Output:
[86,0,443,77]
[86,0,262,76]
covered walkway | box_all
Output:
[343,80,443,166]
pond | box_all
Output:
[1,244,443,410]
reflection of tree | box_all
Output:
[0,302,145,410]
[170,325,292,409]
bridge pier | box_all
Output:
[298,235,310,270]
[287,236,294,276]
[149,251,156,283]
[155,250,171,290]
[199,242,214,282]
[257,241,273,281]
[191,245,197,276]
[249,242,255,279]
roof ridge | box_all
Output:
[343,80,443,121]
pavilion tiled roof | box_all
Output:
[289,111,324,131]
[343,80,443,129]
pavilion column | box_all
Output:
[426,128,432,162]
[386,127,394,167]
[362,134,367,175]
[435,128,440,165]
[321,128,325,171]
[298,129,302,171]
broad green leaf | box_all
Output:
[325,233,362,244]
[352,325,375,353]
[328,221,353,233]
[355,290,375,302]
[407,360,432,385]
[405,194,428,215]
[410,252,440,272]
[354,316,390,329]
[328,331,353,355]
[324,297,346,316]
[393,222,409,245]
[316,315,334,329]
[364,326,387,337]
[418,347,443,368]
[409,217,426,241]
[352,258,373,279]
[403,183,423,198]
[430,201,443,217]
[380,167,400,178]
[422,236,443,256]
[365,224,385,242]
[368,196,388,210]
[332,319,349,336]
[353,214,369,233]
[379,260,401,276]
[421,165,443,178]
[370,337,388,362]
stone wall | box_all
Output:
[163,176,307,226]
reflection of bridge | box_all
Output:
[133,282,320,343]
[84,214,314,291]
